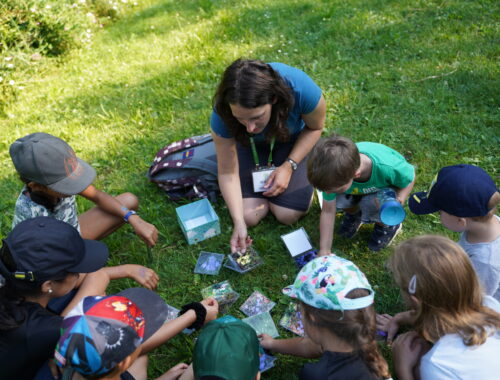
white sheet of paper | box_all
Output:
[185,215,208,229]
[281,228,313,257]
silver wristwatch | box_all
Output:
[286,157,298,171]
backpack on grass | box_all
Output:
[148,134,219,202]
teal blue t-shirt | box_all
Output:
[323,142,415,201]
[210,62,322,140]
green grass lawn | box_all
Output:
[1,0,498,378]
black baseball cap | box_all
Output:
[409,164,498,217]
[1,217,108,283]
[9,132,96,195]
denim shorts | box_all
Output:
[336,192,380,223]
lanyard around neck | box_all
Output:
[249,136,275,168]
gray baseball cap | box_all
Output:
[9,132,96,195]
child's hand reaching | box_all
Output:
[380,310,418,344]
[129,216,159,247]
[392,331,431,380]
[376,313,393,332]
[127,264,159,290]
[156,363,189,380]
[375,313,394,342]
[259,333,276,351]
[201,298,219,323]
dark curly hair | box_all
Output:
[213,59,294,146]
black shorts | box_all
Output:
[237,138,313,212]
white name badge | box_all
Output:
[252,167,275,193]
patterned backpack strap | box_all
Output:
[149,158,189,177]
[149,134,212,176]
[151,134,211,164]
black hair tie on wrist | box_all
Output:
[179,302,207,330]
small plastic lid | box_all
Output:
[379,200,406,226]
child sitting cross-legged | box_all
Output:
[408,164,500,301]
[10,132,158,246]
[260,255,391,380]
[378,235,500,380]
[308,135,415,253]
[55,288,219,380]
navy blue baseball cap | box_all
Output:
[0,217,108,283]
[409,164,498,217]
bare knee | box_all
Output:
[127,354,148,380]
[244,214,261,227]
[275,212,303,225]
[244,208,269,227]
[243,201,269,227]
[116,192,139,211]
[270,205,305,225]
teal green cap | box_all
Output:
[194,316,259,380]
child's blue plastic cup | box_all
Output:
[377,188,406,226]
[379,200,406,226]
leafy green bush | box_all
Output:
[0,0,138,112]
[1,1,74,56]
[91,0,121,19]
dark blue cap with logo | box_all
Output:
[0,217,108,283]
[409,164,498,217]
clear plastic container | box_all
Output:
[377,188,406,226]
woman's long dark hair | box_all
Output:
[213,59,294,145]
[0,244,66,331]
[300,289,391,379]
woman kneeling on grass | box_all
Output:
[260,255,391,380]
[211,59,326,253]
[378,235,500,380]
[0,217,159,380]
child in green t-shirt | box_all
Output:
[308,135,415,252]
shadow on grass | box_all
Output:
[1,0,497,376]
[2,0,493,275]
[101,0,222,42]
[4,0,492,243]
[47,0,498,164]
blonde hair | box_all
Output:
[389,235,500,346]
[471,191,500,222]
[300,289,391,379]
